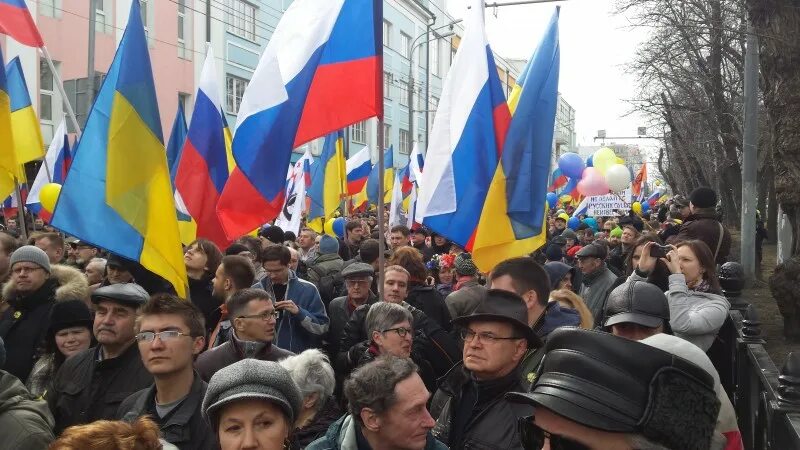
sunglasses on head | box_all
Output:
[518,416,591,450]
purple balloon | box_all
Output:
[558,153,586,179]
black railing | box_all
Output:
[709,298,800,450]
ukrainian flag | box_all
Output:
[0,46,17,198]
[308,130,346,221]
[367,146,394,206]
[51,0,187,296]
[472,8,560,272]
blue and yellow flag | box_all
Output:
[308,130,346,222]
[0,46,16,197]
[472,7,560,272]
[366,146,394,206]
[6,56,44,177]
[51,0,187,296]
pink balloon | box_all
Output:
[577,167,609,196]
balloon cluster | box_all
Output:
[556,148,631,198]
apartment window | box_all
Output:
[63,73,106,133]
[352,121,367,145]
[430,42,439,76]
[400,32,411,59]
[93,0,109,33]
[399,129,410,154]
[39,59,55,142]
[39,0,56,17]
[226,75,249,114]
[383,123,391,149]
[398,82,408,107]
[177,0,190,59]
[178,92,191,115]
[431,96,439,112]
[225,0,257,41]
[383,71,392,99]
[140,0,150,37]
[383,20,392,48]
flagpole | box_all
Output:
[40,47,82,138]
[376,118,385,298]
[13,177,28,242]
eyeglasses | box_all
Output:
[345,278,370,286]
[238,311,279,321]
[382,327,413,337]
[12,266,43,275]
[518,416,591,450]
[135,330,193,343]
[460,329,523,343]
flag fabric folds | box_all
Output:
[175,47,232,248]
[0,0,44,47]
[51,0,187,297]
[6,56,45,177]
[632,162,647,198]
[276,150,313,235]
[216,0,382,239]
[0,46,17,198]
[415,0,511,249]
[308,130,346,221]
[408,142,424,184]
[27,119,70,220]
[366,146,394,206]
[388,167,405,227]
[166,99,188,178]
[472,7,560,272]
[346,144,371,196]
[548,167,567,192]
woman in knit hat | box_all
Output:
[203,359,302,450]
[26,299,95,397]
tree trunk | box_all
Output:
[767,174,777,242]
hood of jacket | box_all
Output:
[3,264,90,303]
[543,262,575,290]
[0,370,55,429]
[536,302,580,338]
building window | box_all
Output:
[178,92,191,115]
[383,20,392,48]
[39,0,56,17]
[431,96,439,112]
[226,75,249,114]
[383,71,392,99]
[140,0,150,38]
[63,73,106,133]
[398,82,408,107]
[430,42,439,76]
[225,0,257,41]
[400,32,411,59]
[399,129,410,154]
[39,59,55,143]
[352,121,367,145]
[177,0,190,59]
[383,123,391,149]
[94,0,109,33]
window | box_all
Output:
[431,96,440,113]
[352,121,367,145]
[226,75,249,114]
[430,42,439,76]
[178,92,191,115]
[383,20,392,48]
[40,59,55,142]
[399,129,410,154]
[383,71,392,99]
[383,123,391,149]
[140,0,150,38]
[400,32,411,59]
[63,73,106,133]
[398,82,409,107]
[39,0,56,17]
[226,0,257,41]
[177,0,190,59]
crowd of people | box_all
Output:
[0,185,745,449]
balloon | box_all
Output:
[586,155,594,167]
[324,218,337,237]
[583,217,598,232]
[546,192,558,208]
[559,194,572,205]
[576,167,609,196]
[632,201,642,215]
[332,217,346,238]
[558,152,585,179]
[642,202,651,213]
[592,147,617,175]
[40,183,62,212]
[567,217,581,230]
[605,164,632,192]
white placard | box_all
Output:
[587,189,632,216]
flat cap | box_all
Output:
[341,262,374,279]
[604,281,670,330]
[91,283,149,307]
[575,242,607,259]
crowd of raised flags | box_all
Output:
[0,0,562,295]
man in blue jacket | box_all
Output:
[255,245,329,353]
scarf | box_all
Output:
[454,275,474,292]
[690,278,712,293]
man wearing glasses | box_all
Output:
[196,288,293,382]
[117,294,215,449]
[430,289,538,450]
[48,283,153,434]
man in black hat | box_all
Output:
[575,243,618,321]
[430,289,537,449]
[410,227,434,262]
[105,254,135,285]
[507,327,721,450]
[601,280,671,341]
[258,224,286,249]
[672,186,731,264]
[47,283,153,433]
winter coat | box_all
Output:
[306,414,448,450]
[665,274,730,351]
[0,370,55,450]
[406,283,452,332]
[578,264,618,321]
[255,270,330,353]
[606,244,630,275]
[535,301,581,338]
[412,242,435,262]
[294,398,343,448]
[0,264,89,382]
[195,331,294,382]
[307,253,345,286]
[325,293,378,358]
[188,274,219,337]
[671,211,732,264]
[444,281,485,320]
[430,363,533,449]
[117,373,217,450]
[47,344,153,434]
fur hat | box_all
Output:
[690,187,717,209]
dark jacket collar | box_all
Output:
[582,263,610,284]
[439,361,522,398]
[95,341,140,368]
[8,278,58,309]
[687,211,719,221]
[230,330,272,359]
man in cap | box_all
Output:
[105,254,135,285]
[444,253,486,319]
[410,227,434,262]
[259,224,286,249]
[601,280,671,341]
[0,245,89,381]
[575,243,618,321]
[48,283,153,433]
[430,289,537,449]
[326,262,377,359]
[672,186,732,264]
[507,327,721,450]
[553,213,569,235]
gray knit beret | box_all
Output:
[10,245,51,274]
[202,359,302,427]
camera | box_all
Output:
[649,244,670,258]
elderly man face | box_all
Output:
[345,276,371,302]
[85,260,106,285]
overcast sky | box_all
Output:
[445,0,662,156]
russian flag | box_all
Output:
[27,119,70,220]
[646,190,661,207]
[2,183,27,220]
[409,142,424,183]
[216,0,382,239]
[416,0,511,248]
[0,0,43,47]
[572,196,589,218]
[175,47,232,248]
[549,168,567,192]
[346,145,371,196]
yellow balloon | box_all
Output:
[40,183,62,212]
[632,201,642,215]
[593,147,617,175]
[560,194,572,204]
[324,218,337,237]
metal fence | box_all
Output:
[708,298,800,450]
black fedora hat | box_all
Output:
[452,289,541,348]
